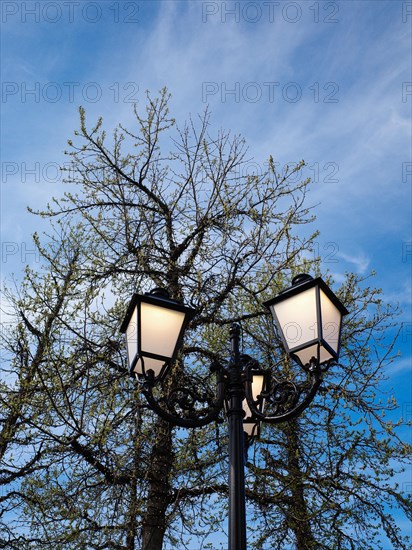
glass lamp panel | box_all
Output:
[140,302,186,359]
[320,289,342,353]
[243,373,265,419]
[133,357,164,379]
[271,287,318,352]
[293,343,334,367]
[125,306,138,369]
[243,422,259,437]
[243,400,252,419]
[251,374,264,401]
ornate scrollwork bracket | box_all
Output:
[244,344,335,425]
[140,366,227,428]
[139,341,335,429]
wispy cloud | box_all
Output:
[337,251,370,274]
[386,356,412,376]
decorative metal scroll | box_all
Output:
[244,347,335,424]
[139,343,335,428]
[141,370,226,428]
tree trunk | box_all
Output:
[141,417,173,550]
[126,405,141,549]
[284,421,317,550]
[126,473,138,550]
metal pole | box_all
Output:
[227,323,247,550]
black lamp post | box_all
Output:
[120,274,348,550]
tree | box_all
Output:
[1,89,410,549]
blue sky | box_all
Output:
[1,0,411,545]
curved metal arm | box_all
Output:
[243,346,327,425]
[244,369,322,424]
[141,369,226,428]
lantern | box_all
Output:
[264,274,348,367]
[120,288,196,381]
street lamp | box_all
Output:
[119,287,195,381]
[263,273,347,368]
[120,274,348,550]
